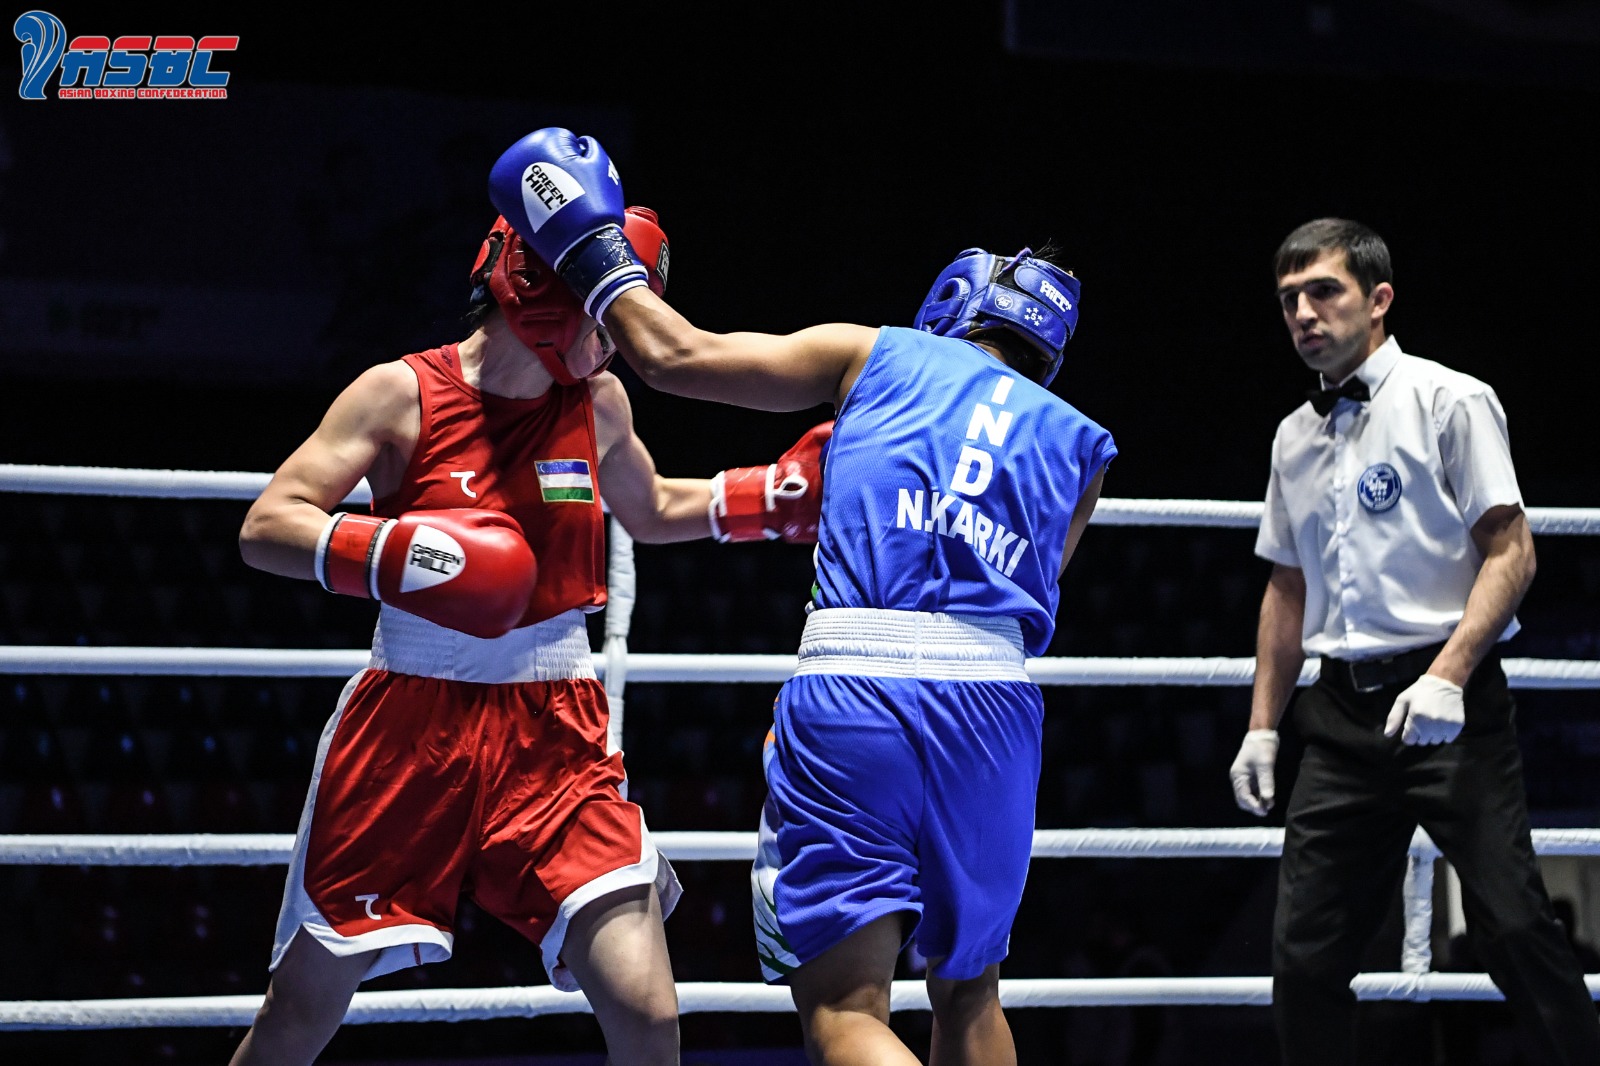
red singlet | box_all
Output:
[373,344,607,626]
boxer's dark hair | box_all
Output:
[1274,218,1393,296]
[967,241,1071,384]
[966,328,1053,384]
[464,226,505,330]
[465,292,495,331]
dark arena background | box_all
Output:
[2,2,1598,1063]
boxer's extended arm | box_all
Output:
[239,361,419,579]
[593,373,714,543]
[595,374,830,544]
[604,287,877,412]
[488,127,874,411]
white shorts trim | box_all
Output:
[287,919,455,974]
[793,607,1029,682]
[269,671,458,981]
[539,807,682,993]
[751,799,801,983]
[369,605,596,683]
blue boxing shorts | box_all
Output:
[751,608,1043,983]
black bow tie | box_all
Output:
[1307,377,1370,416]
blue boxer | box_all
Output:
[749,306,1115,983]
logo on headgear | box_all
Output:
[1040,279,1073,312]
[1357,463,1402,513]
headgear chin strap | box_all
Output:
[469,207,669,385]
[912,247,1079,386]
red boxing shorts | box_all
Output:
[271,607,679,991]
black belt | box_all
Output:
[1320,641,1447,694]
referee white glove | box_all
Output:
[1384,674,1465,746]
[1229,729,1279,817]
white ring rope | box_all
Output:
[3,463,1598,534]
[3,973,1598,1029]
[4,464,1598,1027]
[6,828,1600,866]
[0,465,372,505]
[3,647,1598,688]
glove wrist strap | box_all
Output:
[317,513,392,599]
[711,467,779,543]
[556,224,649,321]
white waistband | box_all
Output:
[369,605,597,683]
[794,608,1030,682]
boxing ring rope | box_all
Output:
[4,463,1600,533]
[3,463,1598,1028]
[11,827,1600,866]
[6,974,1600,1030]
[5,647,1600,687]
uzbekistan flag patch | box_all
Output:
[536,459,595,503]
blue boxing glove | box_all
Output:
[487,127,650,322]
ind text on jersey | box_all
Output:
[893,376,1031,577]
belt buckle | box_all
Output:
[1349,660,1386,694]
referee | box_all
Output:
[1227,218,1600,1065]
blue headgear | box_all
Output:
[912,248,1080,386]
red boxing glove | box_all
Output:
[710,422,833,544]
[315,509,538,639]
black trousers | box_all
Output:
[1272,653,1600,1066]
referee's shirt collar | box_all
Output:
[1321,335,1402,396]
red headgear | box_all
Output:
[468,206,669,385]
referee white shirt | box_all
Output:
[1255,336,1524,660]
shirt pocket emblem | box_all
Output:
[1357,462,1402,513]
